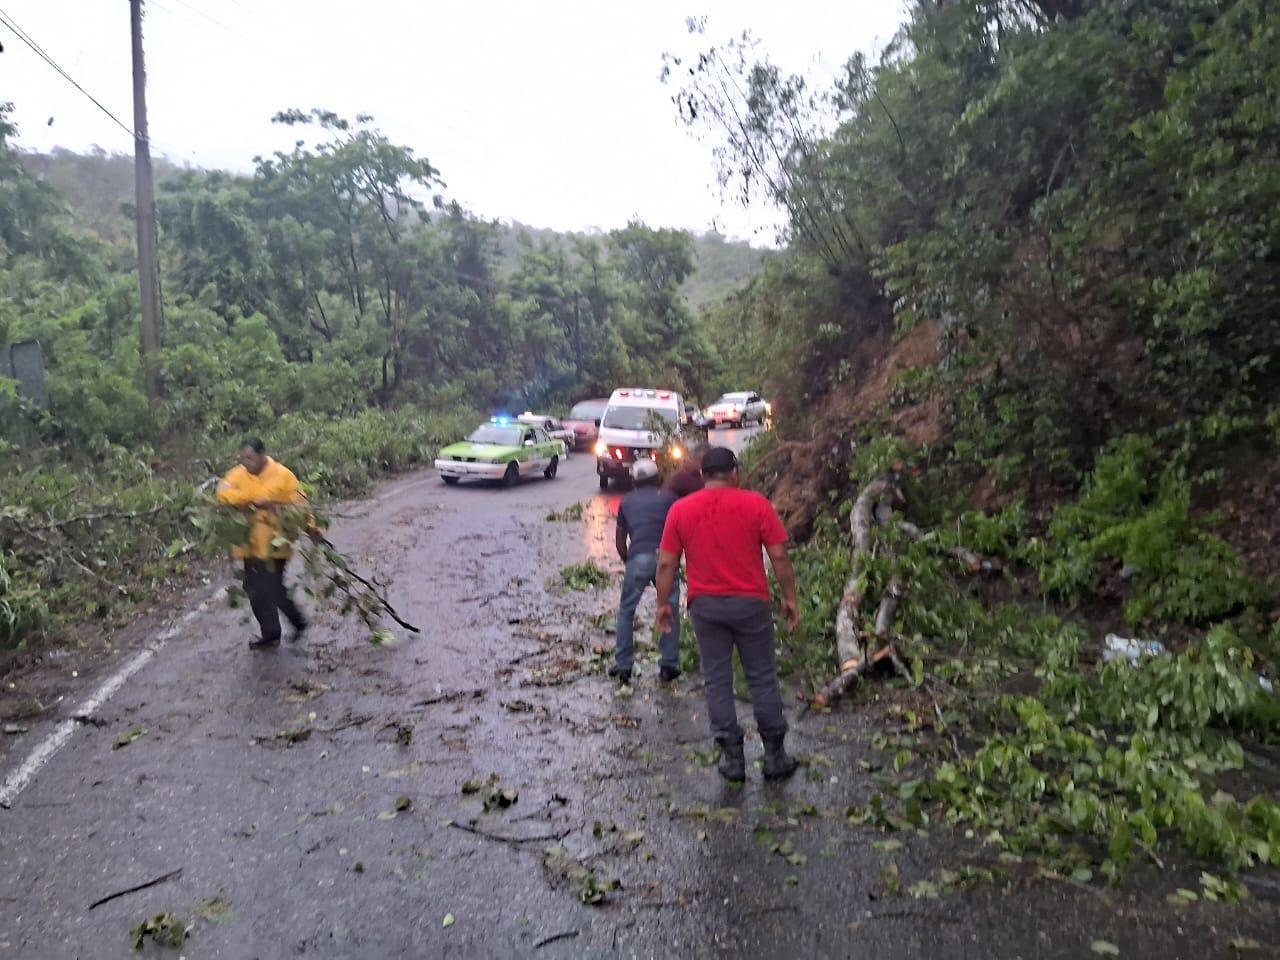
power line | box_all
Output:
[0,4,143,142]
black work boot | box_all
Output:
[762,735,798,781]
[716,737,746,782]
[607,664,632,685]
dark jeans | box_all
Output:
[615,552,681,672]
[243,559,306,643]
[689,596,787,743]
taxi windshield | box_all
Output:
[467,425,522,445]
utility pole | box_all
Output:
[130,0,162,411]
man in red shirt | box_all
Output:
[655,447,800,781]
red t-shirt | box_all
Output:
[659,486,789,602]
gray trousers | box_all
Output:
[689,596,788,743]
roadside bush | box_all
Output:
[1032,436,1262,626]
[0,550,47,648]
[266,406,478,498]
[776,514,849,679]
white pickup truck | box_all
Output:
[705,391,769,429]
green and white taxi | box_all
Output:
[435,418,567,487]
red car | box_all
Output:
[563,398,609,451]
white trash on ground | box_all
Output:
[1102,633,1169,664]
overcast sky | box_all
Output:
[1,0,907,243]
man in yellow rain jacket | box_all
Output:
[217,438,309,648]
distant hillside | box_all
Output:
[19,148,766,304]
[20,147,188,244]
[493,220,768,311]
[682,231,771,312]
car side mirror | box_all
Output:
[594,419,601,427]
[523,439,535,447]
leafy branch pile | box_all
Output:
[0,442,198,648]
[786,437,1278,881]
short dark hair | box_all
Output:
[700,446,738,477]
[242,438,266,454]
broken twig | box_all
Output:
[88,868,182,911]
[534,930,580,949]
[448,821,571,846]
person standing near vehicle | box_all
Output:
[664,443,706,499]
[217,438,310,649]
[655,447,800,781]
[609,459,681,685]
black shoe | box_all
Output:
[607,664,632,685]
[762,735,798,780]
[659,666,681,683]
[249,635,280,649]
[716,737,746,782]
[287,622,308,644]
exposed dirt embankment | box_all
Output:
[750,320,942,539]
[1216,452,1280,584]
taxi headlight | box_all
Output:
[670,446,684,460]
[593,440,607,456]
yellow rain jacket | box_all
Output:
[216,458,306,561]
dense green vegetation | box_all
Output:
[672,0,1278,884]
[0,105,758,648]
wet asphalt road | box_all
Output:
[1,427,1276,958]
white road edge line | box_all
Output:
[0,596,213,809]
[374,474,434,503]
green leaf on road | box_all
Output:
[112,727,146,750]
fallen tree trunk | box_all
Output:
[813,474,912,709]
[833,472,901,671]
[874,578,905,637]
[815,576,911,708]
[813,472,1006,709]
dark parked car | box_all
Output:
[563,398,609,451]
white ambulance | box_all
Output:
[594,387,685,490]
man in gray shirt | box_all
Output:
[609,459,680,685]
